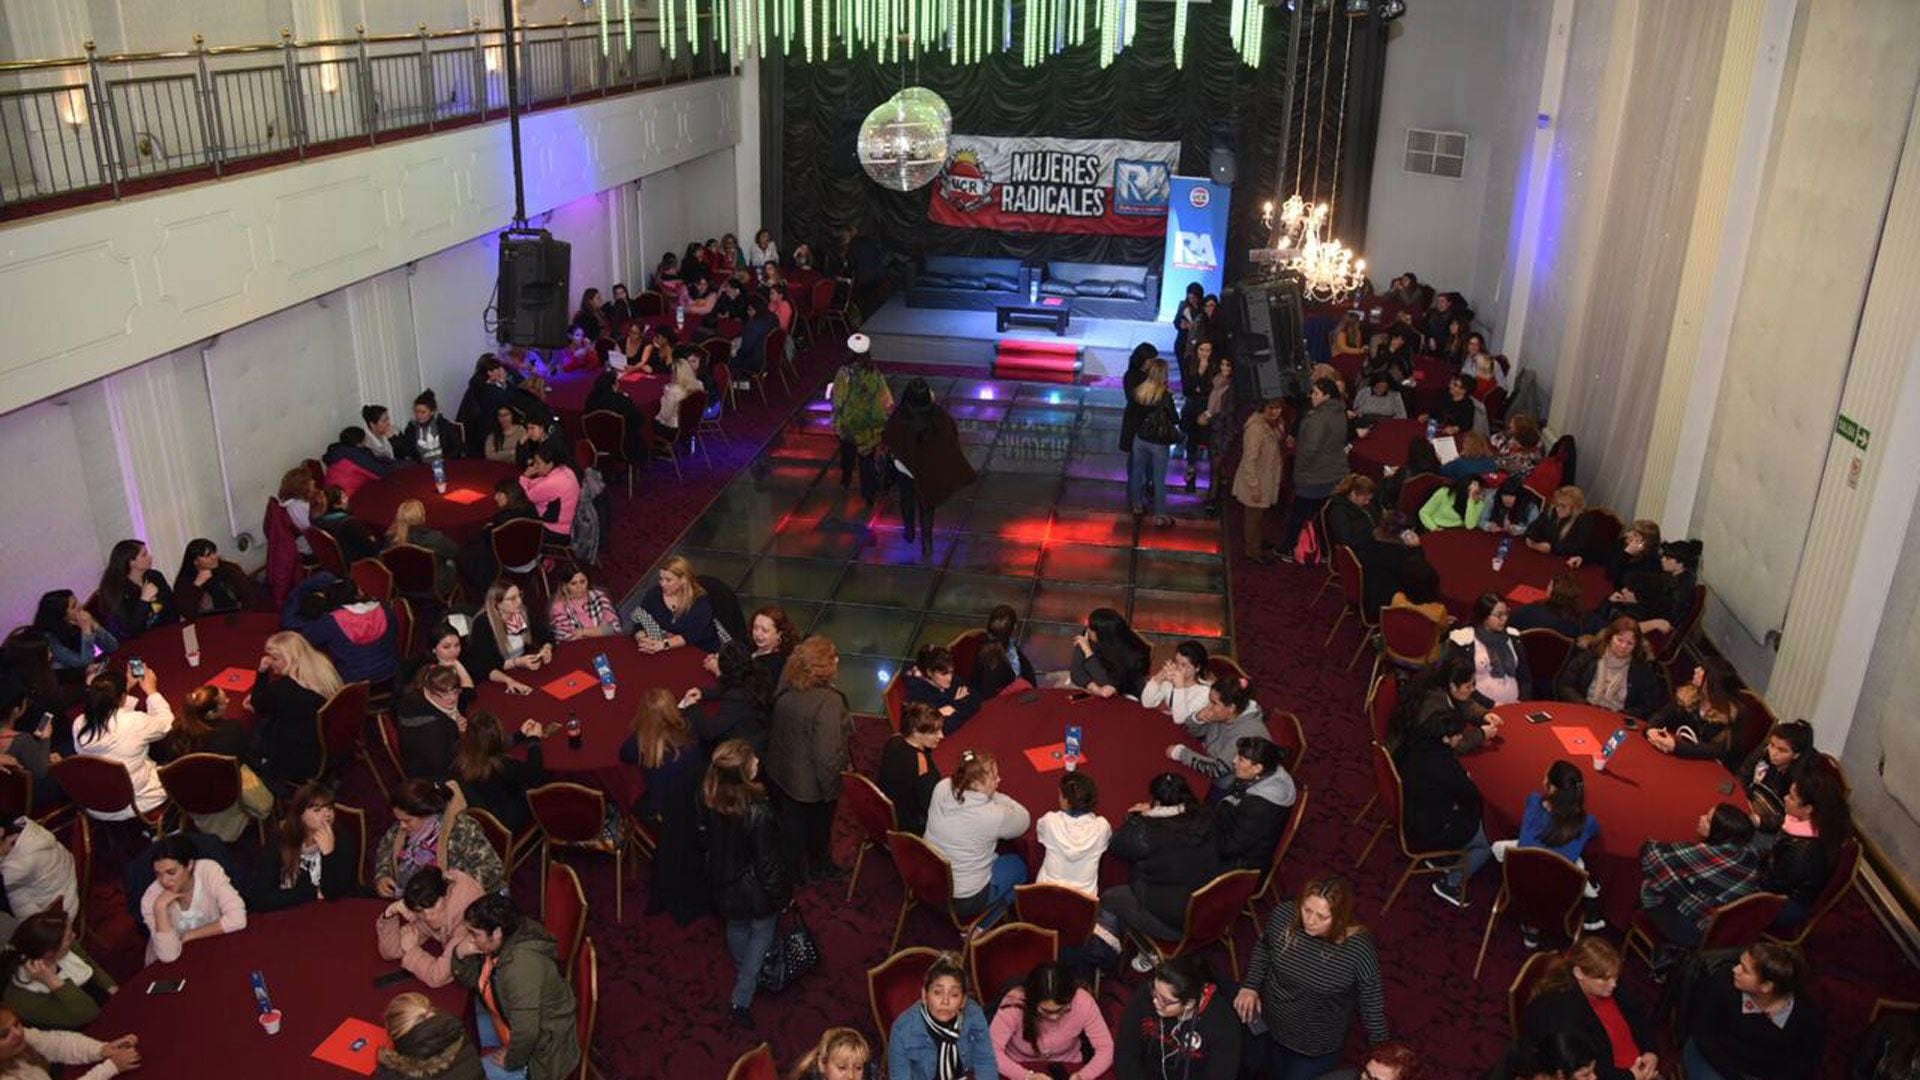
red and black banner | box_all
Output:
[928,136,1180,237]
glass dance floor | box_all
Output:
[651,373,1232,715]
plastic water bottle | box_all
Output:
[1425,417,1439,441]
[593,653,616,701]
[1492,536,1511,572]
[1595,727,1628,772]
[674,293,686,331]
[565,711,583,750]
[1029,276,1039,304]
[250,970,273,1015]
[430,457,447,494]
[1064,724,1082,772]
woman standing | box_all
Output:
[887,953,997,1080]
[372,780,504,899]
[1522,939,1659,1080]
[1197,354,1236,515]
[71,669,171,822]
[631,555,722,653]
[923,751,1031,920]
[0,910,116,1030]
[140,835,248,963]
[618,689,702,826]
[1234,399,1286,564]
[831,336,894,505]
[699,739,791,1029]
[765,636,853,880]
[548,570,621,641]
[30,591,116,675]
[882,378,977,560]
[249,631,342,789]
[1124,358,1181,527]
[172,539,252,616]
[248,781,362,912]
[989,962,1114,1078]
[96,539,176,638]
[1236,874,1388,1080]
[1278,378,1350,557]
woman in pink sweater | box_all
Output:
[989,962,1114,1079]
[517,446,579,543]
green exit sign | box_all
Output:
[1836,414,1871,451]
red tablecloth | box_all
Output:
[933,688,1206,884]
[1470,702,1749,926]
[1419,528,1611,621]
[135,612,282,723]
[471,636,713,811]
[544,370,666,437]
[93,898,467,1078]
[349,459,520,544]
[1347,418,1427,477]
[1330,353,1455,416]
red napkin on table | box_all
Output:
[310,1016,389,1075]
[441,488,489,505]
[207,667,257,693]
[1023,743,1088,773]
[1552,727,1600,755]
[541,670,598,701]
[1506,584,1550,605]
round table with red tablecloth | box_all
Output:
[1330,353,1457,417]
[135,612,282,723]
[1418,528,1611,622]
[92,898,468,1079]
[348,459,520,544]
[1347,418,1428,477]
[471,636,713,813]
[932,687,1207,886]
[1469,701,1748,927]
[543,369,667,437]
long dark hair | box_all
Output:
[453,712,511,784]
[77,670,129,745]
[895,378,940,442]
[1445,474,1481,517]
[99,538,149,602]
[0,909,70,991]
[1792,764,1852,858]
[1087,608,1148,686]
[277,781,337,888]
[714,641,773,711]
[175,538,219,593]
[30,591,78,652]
[1012,962,1077,1047]
[1145,771,1198,812]
[1541,760,1589,848]
[1,631,56,703]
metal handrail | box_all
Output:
[0,14,729,217]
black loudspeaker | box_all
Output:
[1209,145,1237,186]
[496,230,572,349]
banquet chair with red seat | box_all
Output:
[1240,785,1311,934]
[1728,688,1779,767]
[581,410,636,497]
[1622,890,1787,972]
[808,279,840,339]
[767,329,796,395]
[884,830,996,951]
[1267,710,1308,772]
[1130,868,1260,979]
[1309,502,1342,609]
[635,291,665,318]
[1398,473,1446,522]
[1873,998,1920,1022]
[543,860,589,971]
[156,753,259,841]
[571,937,599,1080]
[1764,837,1861,951]
[263,497,304,608]
[490,518,547,594]
[306,527,348,578]
[839,771,897,903]
[946,629,988,681]
[315,681,388,799]
[1012,884,1098,951]
[349,558,393,604]
[1352,675,1399,826]
[1323,547,1378,670]
[381,543,454,608]
[881,672,908,730]
[1471,848,1589,978]
[868,948,943,1055]
[1647,584,1707,666]
[1206,654,1250,686]
[1373,605,1447,687]
[1355,743,1466,913]
[1507,951,1555,1039]
[968,922,1058,1003]
[58,816,104,949]
[465,804,538,878]
[1518,629,1576,700]
[0,767,65,828]
[333,802,370,887]
[374,711,406,781]
[1522,452,1566,505]
[726,1044,776,1080]
[49,756,166,834]
[648,391,709,480]
[528,781,639,921]
[702,362,732,444]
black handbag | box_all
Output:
[757,903,820,992]
[1139,397,1179,446]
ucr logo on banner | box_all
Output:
[939,150,995,213]
[1188,186,1211,209]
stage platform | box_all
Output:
[859,296,1176,379]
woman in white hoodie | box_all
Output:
[0,822,77,927]
[70,669,172,822]
[1140,641,1213,726]
[923,751,1031,921]
[1035,771,1111,897]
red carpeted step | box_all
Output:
[994,338,1082,384]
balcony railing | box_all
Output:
[0,17,731,218]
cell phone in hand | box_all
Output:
[146,978,186,994]
[128,658,146,679]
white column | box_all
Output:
[733,55,762,243]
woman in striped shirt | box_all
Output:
[1236,873,1389,1080]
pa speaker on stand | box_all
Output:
[495,229,573,349]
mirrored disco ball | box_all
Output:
[858,94,950,192]
[892,86,953,133]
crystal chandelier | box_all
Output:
[1262,195,1366,302]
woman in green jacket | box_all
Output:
[0,909,115,1030]
[831,336,894,504]
[449,894,580,1080]
[1419,474,1489,532]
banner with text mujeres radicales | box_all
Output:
[929,136,1180,237]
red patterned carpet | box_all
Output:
[88,344,1918,1078]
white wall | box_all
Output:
[636,146,739,271]
[1842,482,1920,887]
[0,399,109,629]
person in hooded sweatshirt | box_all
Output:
[922,750,1031,921]
[281,573,399,687]
[374,992,482,1080]
[1092,772,1219,973]
[322,425,400,497]
[1035,771,1112,898]
[1167,677,1271,795]
[1213,736,1297,871]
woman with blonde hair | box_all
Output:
[765,636,853,879]
[924,750,1031,919]
[466,582,553,691]
[383,499,460,596]
[373,991,481,1080]
[619,688,700,823]
[790,1027,872,1080]
[1123,357,1181,527]
[1522,938,1659,1080]
[631,554,723,652]
[249,631,343,789]
[1526,485,1595,559]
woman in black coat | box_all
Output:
[1394,712,1490,908]
[876,704,944,835]
[900,644,978,733]
[700,738,793,1027]
[882,378,977,560]
[1091,772,1220,963]
[584,370,650,462]
[1212,737,1296,872]
[1522,940,1659,1080]
[1555,617,1664,720]
[173,539,254,616]
[96,539,176,639]
[688,642,770,753]
[1324,473,1414,611]
[1524,486,1596,560]
[393,390,466,462]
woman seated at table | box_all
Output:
[923,750,1031,921]
[377,504,458,604]
[323,426,401,496]
[972,604,1037,697]
[0,909,115,1031]
[1391,658,1499,754]
[1644,664,1736,761]
[1326,473,1419,610]
[1520,939,1659,1080]
[990,961,1115,1078]
[586,370,650,462]
[1329,311,1367,359]
[243,632,339,793]
[900,645,977,734]
[468,583,552,693]
[393,665,471,782]
[170,539,252,617]
[1636,802,1761,950]
[1069,607,1149,700]
[447,894,582,1080]
[1600,519,1661,588]
[1396,709,1492,909]
[887,953,996,1080]
[1387,558,1449,657]
[1480,477,1540,537]
[1509,572,1602,639]
[1428,375,1480,436]
[1610,538,1702,636]
[1763,765,1852,930]
[518,445,579,548]
[362,405,402,463]
[310,485,383,563]
[484,404,528,464]
[726,604,796,689]
[374,865,486,989]
[572,287,610,343]
[30,591,116,676]
[619,688,706,827]
[1439,432,1501,480]
[374,992,481,1080]
[454,711,550,836]
[1491,759,1606,934]
[373,780,504,899]
[0,1003,141,1079]
[630,555,724,653]
[653,251,680,291]
[1170,677,1272,797]
[71,668,171,823]
[1445,594,1531,706]
[140,834,247,963]
[1556,617,1663,720]
[877,704,945,836]
[247,781,361,913]
[684,643,769,754]
[1494,413,1547,476]
[1142,641,1214,725]
[1213,736,1297,872]
[1685,944,1826,1080]
[1525,486,1596,560]
[455,478,540,590]
[547,570,620,642]
[1352,373,1408,422]
[157,686,268,837]
[393,389,463,463]
[1416,475,1489,533]
[283,574,399,688]
[1236,874,1390,1077]
[95,539,176,639]
[1738,718,1810,807]
[1088,772,1219,973]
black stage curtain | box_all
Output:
[769,4,1385,281]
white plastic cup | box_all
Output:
[185,651,201,668]
[259,1010,282,1035]
[435,481,448,495]
[601,683,616,701]
[1591,756,1608,773]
